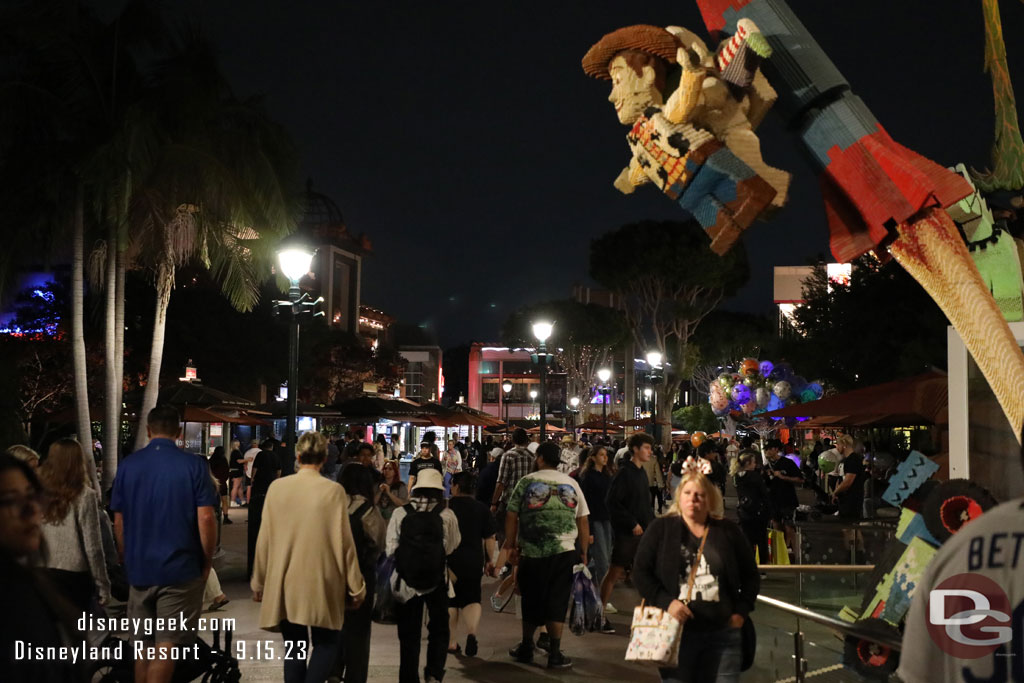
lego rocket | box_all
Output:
[695,0,1024,439]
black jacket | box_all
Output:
[633,515,759,620]
[733,470,771,521]
[607,459,653,535]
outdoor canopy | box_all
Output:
[761,370,948,426]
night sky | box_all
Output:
[186,0,1024,347]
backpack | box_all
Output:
[348,500,378,576]
[395,503,446,591]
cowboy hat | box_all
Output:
[412,468,444,492]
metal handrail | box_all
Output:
[758,564,875,573]
[755,594,902,651]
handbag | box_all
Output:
[625,527,709,667]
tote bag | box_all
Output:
[625,528,709,667]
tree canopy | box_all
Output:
[782,255,948,390]
[501,299,630,400]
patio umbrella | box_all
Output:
[526,423,566,434]
[621,417,653,427]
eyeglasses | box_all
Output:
[521,481,578,511]
[0,491,46,517]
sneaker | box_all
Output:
[465,634,478,657]
[547,651,573,669]
[599,618,616,634]
[604,602,618,614]
[509,641,534,664]
[536,632,551,652]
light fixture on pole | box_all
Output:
[569,396,580,433]
[597,367,612,442]
[645,350,663,442]
[502,380,513,436]
[644,386,653,415]
[531,321,554,440]
[275,239,321,469]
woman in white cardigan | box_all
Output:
[251,431,366,683]
[38,438,111,611]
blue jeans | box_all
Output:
[279,620,342,683]
[589,519,613,587]
[660,626,742,683]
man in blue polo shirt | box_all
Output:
[111,405,218,683]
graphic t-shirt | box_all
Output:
[899,498,1024,683]
[679,527,733,631]
[409,456,442,481]
[507,469,590,559]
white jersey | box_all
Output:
[898,497,1024,683]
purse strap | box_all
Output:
[682,526,710,604]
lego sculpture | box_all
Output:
[584,0,1024,441]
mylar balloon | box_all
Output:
[742,400,757,414]
[759,360,774,378]
[718,373,734,388]
[743,376,758,388]
[807,382,824,399]
[772,381,792,400]
[740,358,759,377]
[731,384,752,404]
[710,383,730,412]
[800,388,817,403]
[755,387,771,408]
[691,431,707,447]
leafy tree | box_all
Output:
[303,325,407,405]
[673,402,720,434]
[783,255,948,390]
[689,310,777,401]
[501,299,630,403]
[590,220,749,448]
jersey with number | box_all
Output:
[898,497,1024,683]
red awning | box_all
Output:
[763,371,948,426]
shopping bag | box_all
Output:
[580,565,605,632]
[770,529,790,565]
[371,554,398,624]
[569,564,589,636]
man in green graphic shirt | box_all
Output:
[503,441,590,670]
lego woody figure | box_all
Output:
[583,23,788,253]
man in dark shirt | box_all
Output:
[408,441,443,490]
[247,438,280,578]
[832,439,867,520]
[599,432,655,631]
[764,439,801,553]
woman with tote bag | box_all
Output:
[631,465,760,682]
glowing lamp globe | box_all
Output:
[278,247,314,283]
[597,368,612,384]
[646,350,663,368]
[532,321,554,343]
[502,381,513,394]
[529,390,538,400]
[570,397,580,408]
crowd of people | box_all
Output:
[1,404,889,683]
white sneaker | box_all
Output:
[604,602,618,615]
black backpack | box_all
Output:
[395,503,446,591]
[348,500,378,576]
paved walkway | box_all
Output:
[203,486,866,682]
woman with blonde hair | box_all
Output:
[6,444,40,468]
[37,438,111,611]
[633,466,759,682]
[251,431,366,683]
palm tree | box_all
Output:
[128,36,299,449]
[1,0,167,489]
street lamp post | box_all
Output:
[646,350,663,444]
[644,387,653,414]
[529,389,538,422]
[275,243,319,469]
[569,396,580,434]
[531,321,554,441]
[502,381,512,436]
[597,367,612,443]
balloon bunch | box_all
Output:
[708,358,822,423]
